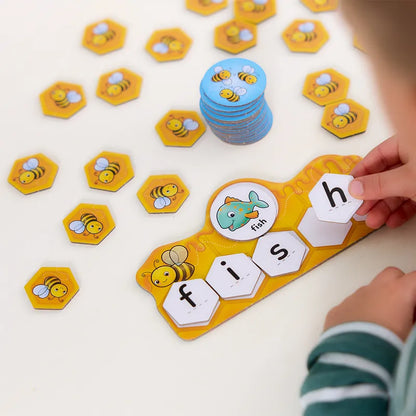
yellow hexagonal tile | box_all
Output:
[40,82,86,119]
[321,99,370,139]
[282,20,329,53]
[301,0,338,13]
[96,68,142,106]
[25,267,79,310]
[84,151,134,191]
[63,204,115,245]
[156,110,206,147]
[146,28,192,62]
[82,19,126,55]
[234,0,277,24]
[137,175,189,214]
[214,19,257,54]
[186,0,228,15]
[8,153,58,195]
[303,69,350,106]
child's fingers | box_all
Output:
[371,266,404,285]
[386,200,416,228]
[351,136,401,177]
[365,197,405,229]
[398,271,416,306]
[349,165,416,201]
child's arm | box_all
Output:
[348,136,416,229]
[301,267,416,415]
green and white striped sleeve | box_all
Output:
[300,322,404,416]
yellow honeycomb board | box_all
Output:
[136,155,373,340]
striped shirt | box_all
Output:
[300,322,405,416]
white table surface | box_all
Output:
[1,1,415,415]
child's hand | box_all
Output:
[324,267,416,340]
[348,135,416,229]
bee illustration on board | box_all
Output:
[152,36,184,54]
[291,22,317,43]
[15,158,45,184]
[211,66,232,84]
[330,103,358,129]
[91,22,116,46]
[69,213,103,237]
[32,276,68,301]
[142,245,195,288]
[50,87,82,108]
[94,157,120,184]
[166,118,199,137]
[238,65,257,85]
[199,0,224,4]
[219,86,247,102]
[105,72,131,97]
[150,183,181,209]
[240,0,268,13]
[225,25,254,44]
[312,73,339,98]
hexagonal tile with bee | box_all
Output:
[40,81,86,119]
[145,28,192,62]
[25,267,79,310]
[96,68,142,105]
[186,0,228,15]
[303,68,350,106]
[321,99,370,139]
[82,19,126,55]
[282,20,329,53]
[84,151,134,192]
[8,153,58,195]
[63,204,115,245]
[234,0,277,24]
[156,110,206,147]
[137,175,189,214]
[301,0,338,13]
[214,19,257,54]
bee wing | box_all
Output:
[234,87,247,96]
[334,103,350,115]
[161,249,175,265]
[183,119,199,131]
[316,73,331,85]
[255,0,268,4]
[152,43,169,54]
[108,72,124,85]
[93,22,109,35]
[169,245,188,265]
[239,29,254,42]
[32,284,49,298]
[212,0,224,3]
[299,22,315,33]
[66,91,82,103]
[23,158,39,170]
[69,220,85,233]
[94,157,109,171]
[242,65,254,74]
[222,79,232,86]
[154,197,170,209]
[214,66,223,74]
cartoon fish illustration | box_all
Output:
[216,190,269,231]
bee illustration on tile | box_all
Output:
[16,158,45,184]
[32,276,68,301]
[312,73,338,98]
[291,22,317,43]
[220,86,247,102]
[166,117,199,138]
[225,24,254,44]
[330,103,358,129]
[240,0,268,12]
[199,0,224,4]
[50,87,82,108]
[150,183,180,209]
[238,65,257,85]
[211,66,232,84]
[143,245,195,288]
[104,72,131,97]
[216,190,269,231]
[152,35,184,54]
[91,22,116,46]
[69,213,103,237]
[94,157,120,184]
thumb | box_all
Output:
[349,165,416,201]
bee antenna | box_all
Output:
[141,271,151,278]
[153,259,159,268]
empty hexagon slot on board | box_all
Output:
[136,154,374,340]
